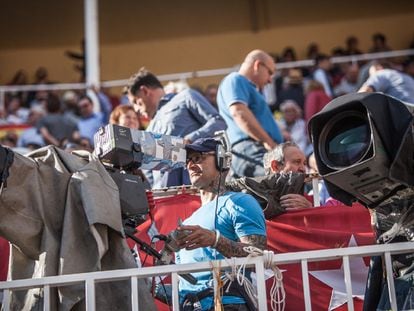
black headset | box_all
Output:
[214,138,231,172]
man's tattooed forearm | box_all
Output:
[215,234,267,257]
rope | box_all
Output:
[210,247,285,311]
[210,261,224,311]
[239,246,286,311]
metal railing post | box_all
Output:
[301,259,312,311]
[343,255,354,311]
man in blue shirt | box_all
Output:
[174,138,267,310]
[217,50,283,179]
[126,68,227,188]
[359,60,414,104]
[77,95,107,146]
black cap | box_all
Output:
[185,138,219,153]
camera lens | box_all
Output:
[319,111,371,169]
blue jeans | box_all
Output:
[230,139,266,179]
[375,265,414,310]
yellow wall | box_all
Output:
[1,10,413,90]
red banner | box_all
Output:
[0,193,374,310]
[133,194,374,311]
[0,237,9,282]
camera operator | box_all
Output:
[174,138,267,311]
[126,68,226,188]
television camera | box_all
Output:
[94,123,187,224]
[308,92,414,240]
[93,124,196,284]
[308,92,414,208]
[308,92,414,309]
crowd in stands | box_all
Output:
[1,32,413,168]
[269,33,414,158]
[1,32,414,311]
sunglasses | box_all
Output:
[186,152,215,165]
[259,62,275,76]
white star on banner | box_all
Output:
[309,235,369,310]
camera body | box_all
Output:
[308,92,414,208]
[106,167,149,225]
[94,124,186,171]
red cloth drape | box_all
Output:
[0,193,374,310]
[0,237,9,281]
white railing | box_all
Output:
[1,241,413,311]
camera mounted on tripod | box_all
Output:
[94,124,187,225]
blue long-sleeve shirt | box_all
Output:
[147,89,226,141]
[146,89,227,188]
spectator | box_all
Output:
[281,46,297,62]
[8,69,28,86]
[358,60,414,103]
[17,106,46,150]
[331,47,346,57]
[109,105,140,129]
[369,33,391,53]
[38,93,79,146]
[62,90,80,124]
[301,43,321,78]
[174,138,266,310]
[306,43,320,60]
[304,80,332,121]
[204,84,219,109]
[108,105,150,186]
[6,96,29,124]
[77,95,107,146]
[33,66,50,84]
[278,100,309,153]
[126,68,226,188]
[313,54,335,98]
[330,48,347,87]
[334,63,360,96]
[263,142,312,209]
[29,90,49,110]
[27,67,53,106]
[275,69,305,110]
[7,69,29,107]
[217,49,283,179]
[344,36,362,55]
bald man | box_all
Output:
[218,50,283,179]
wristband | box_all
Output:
[212,230,220,248]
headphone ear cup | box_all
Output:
[215,144,224,172]
[215,143,230,172]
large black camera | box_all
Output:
[308,92,414,208]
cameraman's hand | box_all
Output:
[280,194,312,210]
[176,225,216,250]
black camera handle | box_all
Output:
[125,229,197,285]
